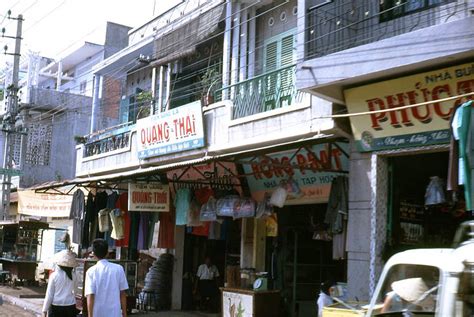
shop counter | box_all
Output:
[221,287,281,317]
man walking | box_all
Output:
[85,239,128,317]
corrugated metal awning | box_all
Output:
[32,132,344,195]
[152,3,224,67]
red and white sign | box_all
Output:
[128,183,170,212]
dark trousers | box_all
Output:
[199,280,218,312]
[49,304,77,317]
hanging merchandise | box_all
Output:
[191,222,210,236]
[110,209,125,240]
[158,210,175,249]
[175,188,191,225]
[425,176,446,206]
[82,192,95,247]
[208,220,223,240]
[233,197,256,218]
[266,213,278,237]
[256,193,273,219]
[200,196,217,221]
[69,189,85,245]
[216,195,240,217]
[325,176,348,234]
[115,193,131,247]
[93,191,109,240]
[187,199,203,227]
[270,182,288,208]
[98,208,112,232]
[194,187,214,204]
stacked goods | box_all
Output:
[141,253,174,310]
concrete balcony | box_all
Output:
[297,0,474,103]
[26,87,92,111]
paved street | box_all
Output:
[0,303,37,317]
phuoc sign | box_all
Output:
[344,63,474,152]
[128,183,170,212]
[136,101,205,159]
[243,143,349,205]
[18,190,73,218]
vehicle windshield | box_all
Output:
[374,264,440,315]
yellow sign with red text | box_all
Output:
[344,63,474,152]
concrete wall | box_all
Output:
[61,51,104,97]
[21,109,91,188]
[296,0,474,103]
[104,22,132,59]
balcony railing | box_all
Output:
[83,123,134,158]
[306,0,460,59]
[218,64,305,119]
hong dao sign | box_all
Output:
[243,143,349,205]
[18,190,73,218]
[344,63,474,152]
[136,101,205,159]
[128,183,170,212]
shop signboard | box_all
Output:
[222,291,253,317]
[18,190,73,218]
[242,143,349,205]
[136,101,205,159]
[166,162,242,196]
[128,183,170,212]
[344,62,474,152]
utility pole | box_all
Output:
[1,12,23,220]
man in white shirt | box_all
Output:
[85,239,129,317]
[196,256,219,312]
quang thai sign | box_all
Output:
[128,183,170,212]
[243,143,349,205]
[18,190,73,218]
[136,101,205,159]
[344,63,474,152]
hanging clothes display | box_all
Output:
[325,176,349,260]
[91,191,108,240]
[115,193,130,247]
[175,188,191,226]
[110,209,125,240]
[82,192,95,247]
[69,190,85,244]
[98,208,112,232]
[137,213,150,250]
[191,222,210,237]
[425,176,446,206]
[158,210,175,249]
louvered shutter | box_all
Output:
[264,41,278,110]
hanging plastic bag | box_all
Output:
[200,196,217,221]
[233,198,256,219]
[187,199,203,227]
[425,176,446,206]
[98,208,112,232]
[216,195,240,217]
[256,194,273,218]
[270,184,288,208]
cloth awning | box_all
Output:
[32,132,344,195]
[152,3,224,66]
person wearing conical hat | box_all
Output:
[42,250,78,317]
[381,277,436,313]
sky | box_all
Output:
[0,0,182,70]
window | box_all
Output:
[380,0,454,22]
[263,31,296,111]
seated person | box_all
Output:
[382,278,436,313]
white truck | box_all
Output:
[364,221,474,316]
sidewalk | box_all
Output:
[0,286,218,317]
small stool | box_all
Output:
[138,290,159,312]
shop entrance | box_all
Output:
[386,151,468,259]
[271,204,347,317]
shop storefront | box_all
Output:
[344,62,474,297]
